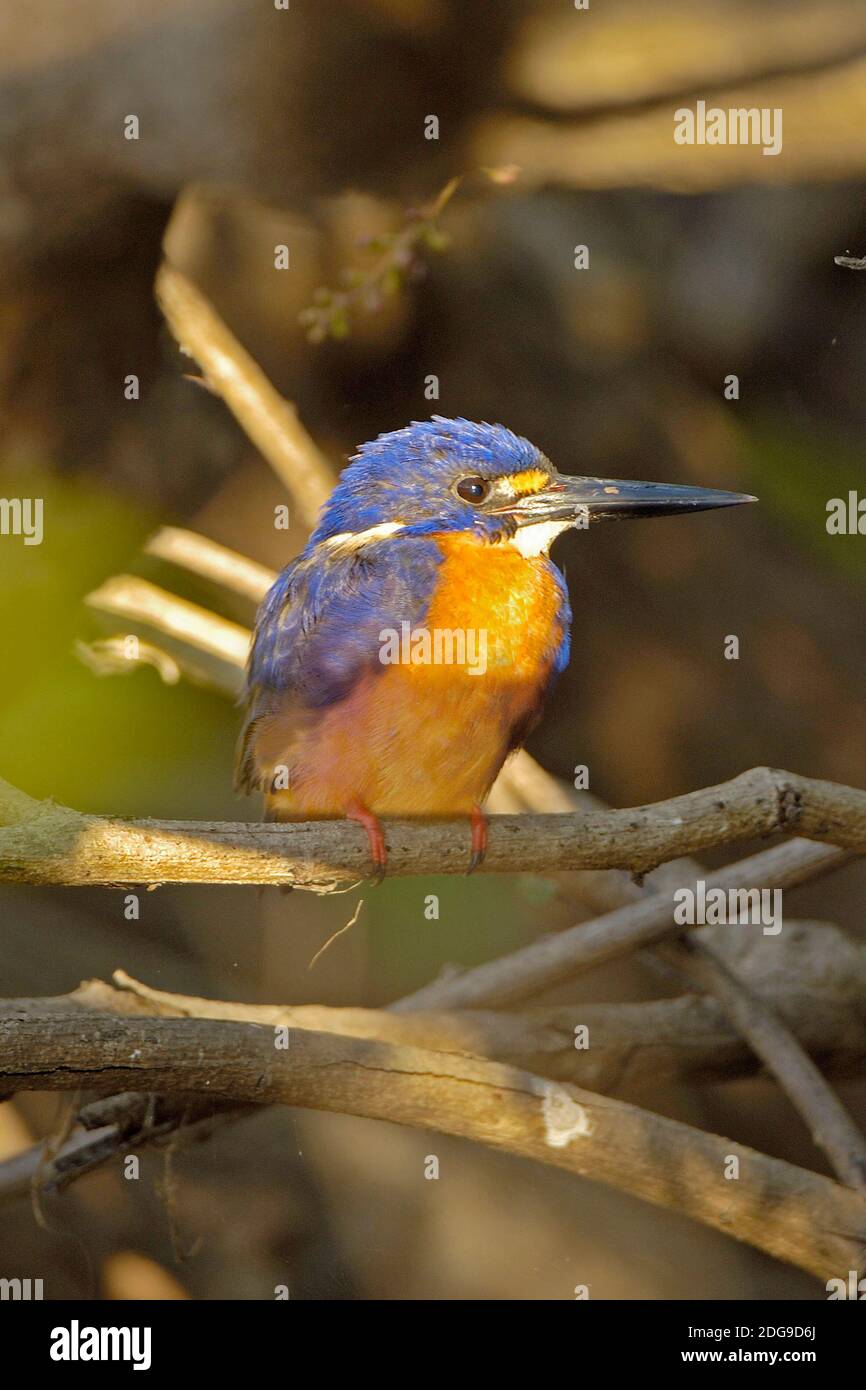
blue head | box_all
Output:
[310,416,755,551]
[311,417,554,545]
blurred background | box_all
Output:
[1,0,866,1299]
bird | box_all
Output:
[236,416,754,877]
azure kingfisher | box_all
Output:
[237,417,754,876]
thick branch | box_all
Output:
[2,1001,865,1282]
[0,768,860,888]
[94,954,866,1089]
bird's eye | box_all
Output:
[456,475,490,504]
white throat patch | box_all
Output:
[509,519,573,558]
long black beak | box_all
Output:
[512,473,757,526]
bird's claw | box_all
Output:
[467,804,488,875]
[347,799,388,885]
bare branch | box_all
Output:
[155,263,334,529]
[394,839,847,1009]
[478,772,866,1192]
[83,572,250,686]
[0,768,860,889]
[143,527,273,604]
[100,951,866,1089]
[2,998,865,1282]
[658,937,866,1190]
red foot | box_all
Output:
[468,803,488,875]
[347,799,387,883]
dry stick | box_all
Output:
[98,965,866,1087]
[4,864,864,1235]
[651,858,866,1193]
[77,635,183,688]
[396,806,866,1188]
[657,937,866,1190]
[143,527,274,605]
[0,837,856,1229]
[394,839,848,1010]
[82,555,247,696]
[10,948,866,1206]
[2,1003,865,1283]
[0,1090,257,1205]
[154,264,333,529]
[15,889,866,1198]
[84,575,250,692]
[0,769,862,888]
[504,774,866,1192]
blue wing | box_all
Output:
[549,561,571,676]
[235,533,443,792]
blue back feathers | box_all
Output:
[248,534,443,710]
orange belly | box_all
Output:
[266,533,565,817]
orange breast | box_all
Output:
[420,531,565,678]
[267,534,566,818]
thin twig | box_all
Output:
[155,263,334,528]
[143,527,274,604]
[394,839,848,1010]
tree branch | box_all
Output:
[154,263,334,529]
[2,998,865,1283]
[143,527,274,604]
[94,955,866,1090]
[0,768,860,888]
[483,775,866,1192]
[83,575,248,696]
[657,937,866,1189]
[389,839,844,1011]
